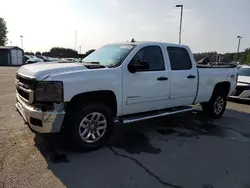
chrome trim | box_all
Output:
[119,107,196,124]
[19,85,32,93]
[16,91,30,104]
[16,74,35,104]
[229,96,250,101]
[229,89,250,101]
[114,119,120,123]
[17,72,36,80]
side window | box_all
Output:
[167,47,192,70]
[132,46,165,71]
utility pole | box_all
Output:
[79,46,81,54]
[175,4,183,44]
[20,35,23,49]
[236,36,243,62]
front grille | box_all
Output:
[17,88,29,100]
[232,85,250,96]
[16,74,36,90]
[236,85,250,91]
[16,74,36,103]
[233,89,243,96]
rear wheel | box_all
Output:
[202,93,227,118]
[66,103,114,150]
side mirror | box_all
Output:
[128,60,149,73]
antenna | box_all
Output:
[75,30,77,50]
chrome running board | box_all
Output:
[117,106,197,124]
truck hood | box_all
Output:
[17,62,87,80]
[238,75,250,84]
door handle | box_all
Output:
[157,76,168,81]
[187,75,196,79]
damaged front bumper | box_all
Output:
[15,94,65,133]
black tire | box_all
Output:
[202,92,227,118]
[66,103,114,151]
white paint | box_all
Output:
[11,49,18,65]
[17,50,23,65]
[164,44,198,106]
[10,49,23,65]
[16,42,237,117]
[238,76,250,84]
[122,43,170,115]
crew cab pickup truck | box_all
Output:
[15,42,237,150]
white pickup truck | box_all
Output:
[15,42,237,150]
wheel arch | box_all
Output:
[202,82,229,118]
[61,90,117,132]
[65,90,117,115]
[211,81,231,99]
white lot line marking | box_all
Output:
[0,93,15,99]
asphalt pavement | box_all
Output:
[0,67,250,188]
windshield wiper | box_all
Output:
[82,61,106,69]
[107,63,117,68]
[82,61,101,65]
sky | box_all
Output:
[0,0,249,53]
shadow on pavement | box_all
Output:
[33,108,250,188]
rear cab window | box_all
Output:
[167,46,192,70]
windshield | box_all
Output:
[238,68,250,76]
[82,44,135,67]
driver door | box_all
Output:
[122,45,170,115]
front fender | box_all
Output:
[45,68,123,115]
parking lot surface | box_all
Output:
[0,67,250,188]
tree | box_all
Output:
[42,51,50,56]
[193,51,217,62]
[77,49,95,59]
[193,50,250,64]
[0,17,8,45]
[25,52,34,55]
[221,53,234,63]
[85,49,95,56]
[35,51,41,55]
[244,48,250,64]
[49,47,78,58]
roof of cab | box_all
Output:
[110,41,189,48]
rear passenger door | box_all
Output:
[166,46,198,106]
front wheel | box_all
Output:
[66,103,114,150]
[202,94,227,118]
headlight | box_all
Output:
[35,81,63,102]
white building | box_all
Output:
[0,46,24,66]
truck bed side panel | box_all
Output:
[194,67,237,103]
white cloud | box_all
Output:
[109,0,121,7]
[2,0,248,53]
